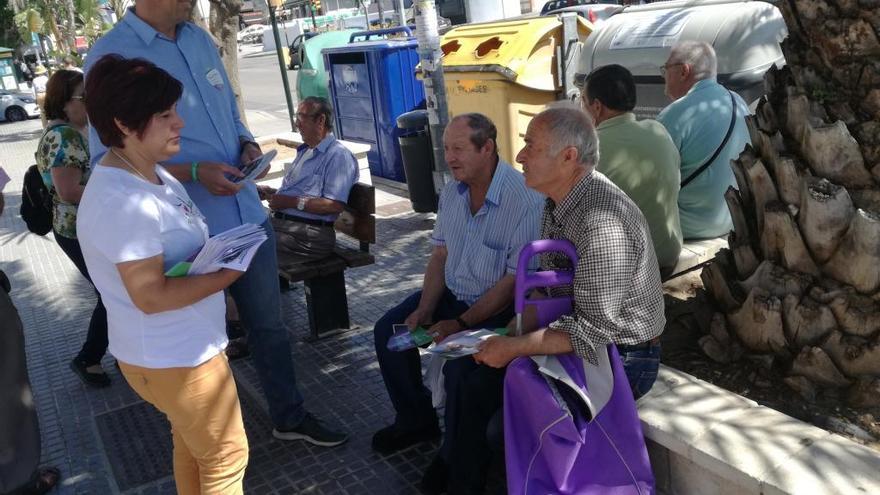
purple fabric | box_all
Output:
[503,349,655,494]
[505,239,654,494]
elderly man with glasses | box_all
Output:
[258,97,359,264]
[658,41,751,240]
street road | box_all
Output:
[238,49,299,137]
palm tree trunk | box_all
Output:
[702,0,880,406]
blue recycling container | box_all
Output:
[323,27,426,182]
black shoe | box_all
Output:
[421,456,449,495]
[272,413,348,447]
[371,422,441,455]
[70,358,110,388]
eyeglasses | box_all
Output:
[659,62,683,78]
[294,112,317,121]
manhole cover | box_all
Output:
[95,382,271,491]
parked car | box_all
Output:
[0,90,40,123]
[288,32,318,70]
[237,24,266,44]
[541,0,624,26]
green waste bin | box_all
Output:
[397,110,438,213]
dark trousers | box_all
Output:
[0,275,41,492]
[373,288,513,459]
[54,232,108,365]
[448,344,662,494]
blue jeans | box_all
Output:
[618,343,661,400]
[228,220,305,429]
[373,289,512,458]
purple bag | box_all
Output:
[504,240,655,494]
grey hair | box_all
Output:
[450,113,498,156]
[302,96,334,132]
[669,41,717,81]
[535,105,599,168]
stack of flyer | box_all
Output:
[165,223,267,277]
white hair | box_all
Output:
[669,41,717,81]
[535,105,599,168]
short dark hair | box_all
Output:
[584,64,637,112]
[301,96,334,132]
[43,69,83,121]
[85,55,183,148]
[455,113,498,155]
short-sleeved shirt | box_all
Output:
[431,161,543,305]
[35,124,90,239]
[542,171,665,365]
[276,134,359,222]
[85,8,264,235]
[657,78,751,239]
[77,165,227,368]
[596,113,682,272]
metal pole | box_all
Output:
[397,0,406,27]
[310,2,318,28]
[269,5,297,132]
[414,0,449,190]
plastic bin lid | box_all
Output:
[438,16,593,91]
[397,109,429,129]
[577,0,787,80]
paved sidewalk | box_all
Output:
[0,119,453,494]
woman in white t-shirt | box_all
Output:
[77,55,248,494]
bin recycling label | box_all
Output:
[609,10,692,50]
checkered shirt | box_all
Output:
[541,171,665,364]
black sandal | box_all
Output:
[18,466,60,494]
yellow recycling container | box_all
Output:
[439,16,593,165]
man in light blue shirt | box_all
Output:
[259,97,358,262]
[658,41,751,239]
[85,0,347,447]
[370,114,543,492]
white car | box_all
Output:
[0,90,40,123]
[237,24,266,44]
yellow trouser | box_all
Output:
[119,353,248,495]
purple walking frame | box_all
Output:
[504,239,655,494]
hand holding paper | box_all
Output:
[165,223,268,277]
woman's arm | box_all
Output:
[116,255,243,314]
[51,167,85,204]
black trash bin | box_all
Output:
[397,110,438,213]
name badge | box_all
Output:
[205,68,224,89]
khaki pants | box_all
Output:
[119,353,248,495]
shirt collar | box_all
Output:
[296,133,337,154]
[596,112,636,131]
[123,7,185,45]
[549,170,594,222]
[455,158,509,207]
[688,77,717,95]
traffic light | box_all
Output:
[312,0,322,15]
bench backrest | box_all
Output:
[334,183,376,251]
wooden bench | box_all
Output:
[276,183,376,340]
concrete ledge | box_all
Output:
[640,366,880,494]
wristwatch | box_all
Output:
[297,196,308,211]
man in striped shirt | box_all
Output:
[371,114,543,493]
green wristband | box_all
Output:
[191,161,199,183]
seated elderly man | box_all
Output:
[371,113,543,494]
[259,97,359,262]
[459,106,665,494]
[658,41,750,239]
[581,64,683,277]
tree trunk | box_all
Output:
[702,0,880,406]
